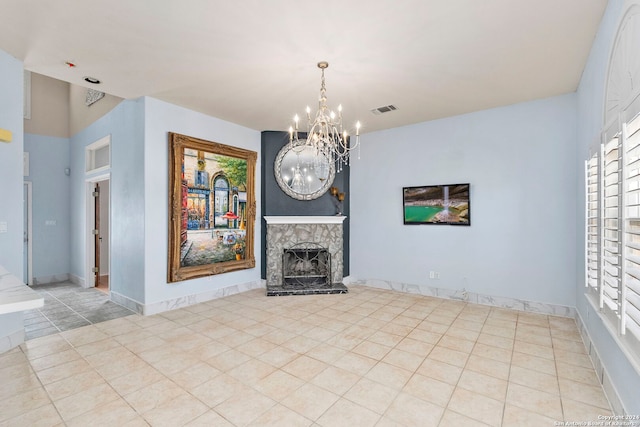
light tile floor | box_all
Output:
[1,286,613,426]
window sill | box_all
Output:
[584,292,640,377]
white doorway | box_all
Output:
[85,174,110,290]
[23,181,33,286]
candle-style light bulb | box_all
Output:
[289,126,293,142]
[330,111,336,120]
[294,115,299,130]
[356,121,361,136]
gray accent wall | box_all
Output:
[260,131,350,280]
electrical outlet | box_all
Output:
[435,272,440,279]
[429,271,435,279]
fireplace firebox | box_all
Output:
[283,243,330,288]
[265,241,348,296]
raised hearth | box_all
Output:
[264,216,348,296]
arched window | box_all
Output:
[586,3,640,358]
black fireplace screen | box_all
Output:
[282,242,331,288]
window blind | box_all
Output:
[586,154,599,290]
[602,136,621,313]
[623,114,640,340]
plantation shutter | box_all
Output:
[623,113,640,340]
[586,154,599,290]
[601,136,621,313]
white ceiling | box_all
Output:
[0,0,607,134]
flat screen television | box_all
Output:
[403,183,470,225]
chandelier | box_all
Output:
[289,61,360,172]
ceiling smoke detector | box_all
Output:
[370,104,398,115]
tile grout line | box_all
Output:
[32,293,63,334]
[446,302,497,426]
[9,343,66,425]
[42,289,96,326]
[359,295,456,425]
[502,314,523,426]
[550,317,566,424]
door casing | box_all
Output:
[23,181,33,286]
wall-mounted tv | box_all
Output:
[403,183,470,225]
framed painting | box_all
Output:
[168,132,257,282]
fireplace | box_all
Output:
[264,216,348,296]
[283,244,330,288]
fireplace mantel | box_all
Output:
[264,216,346,225]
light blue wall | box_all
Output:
[575,0,640,415]
[142,97,262,305]
[68,96,261,306]
[577,0,624,151]
[70,99,146,302]
[0,50,24,276]
[24,134,70,280]
[351,94,578,307]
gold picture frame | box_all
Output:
[168,132,257,282]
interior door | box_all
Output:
[94,182,100,286]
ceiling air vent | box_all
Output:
[371,104,398,115]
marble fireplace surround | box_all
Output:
[264,216,346,292]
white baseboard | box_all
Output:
[110,291,144,315]
[142,279,266,315]
[69,274,86,288]
[110,279,266,316]
[575,307,624,415]
[33,273,70,286]
[351,278,576,318]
